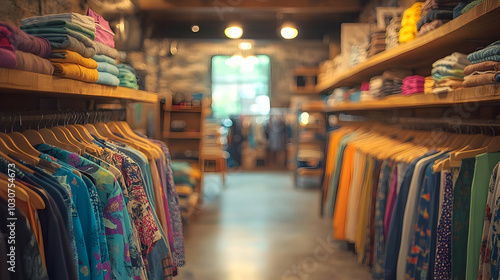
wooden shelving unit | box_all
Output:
[0,68,159,103]
[328,84,500,112]
[161,97,210,216]
[316,0,500,93]
[163,132,202,139]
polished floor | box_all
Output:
[177,172,372,280]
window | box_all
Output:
[211,55,271,118]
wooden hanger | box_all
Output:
[38,128,81,154]
[0,173,45,209]
[49,127,85,153]
[0,179,29,203]
[65,125,102,155]
[0,147,34,174]
[22,129,46,145]
[112,121,164,158]
[0,133,40,165]
[84,124,108,140]
[73,124,98,143]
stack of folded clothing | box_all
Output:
[87,9,119,86]
[347,88,361,102]
[463,41,500,87]
[385,17,402,50]
[369,76,384,99]
[327,87,349,107]
[0,22,54,75]
[424,76,435,93]
[359,82,371,101]
[367,29,386,57]
[49,49,98,83]
[399,2,424,44]
[417,0,458,37]
[21,13,100,83]
[432,52,469,93]
[21,13,97,58]
[117,64,139,89]
[401,75,425,95]
[378,69,413,97]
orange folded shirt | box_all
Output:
[52,62,98,83]
[49,49,98,69]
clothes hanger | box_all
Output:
[21,112,46,146]
[0,133,40,165]
[0,148,34,174]
[0,173,45,209]
[111,121,164,158]
[0,114,40,164]
[91,111,157,159]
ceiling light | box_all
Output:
[225,25,243,39]
[191,25,200,32]
[238,42,252,50]
[281,23,298,39]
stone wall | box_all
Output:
[0,0,87,25]
[131,39,329,108]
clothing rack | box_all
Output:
[0,109,127,132]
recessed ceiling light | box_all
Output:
[225,25,243,39]
[192,25,200,32]
[281,23,298,39]
[238,42,252,50]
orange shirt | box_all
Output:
[333,144,355,240]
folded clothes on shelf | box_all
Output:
[424,76,435,94]
[464,61,500,75]
[0,21,51,58]
[97,72,120,86]
[15,50,54,75]
[0,26,17,68]
[87,8,115,48]
[400,2,424,43]
[421,0,462,15]
[52,62,99,83]
[117,63,139,89]
[50,49,98,69]
[417,9,454,30]
[21,20,95,40]
[402,75,425,95]
[417,19,449,37]
[21,13,96,32]
[467,40,500,64]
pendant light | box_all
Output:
[225,24,243,39]
[281,22,298,39]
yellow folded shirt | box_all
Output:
[52,62,99,83]
[399,25,418,43]
[50,49,98,69]
[401,2,423,26]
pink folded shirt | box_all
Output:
[87,8,115,48]
[0,26,17,68]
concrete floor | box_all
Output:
[177,172,372,280]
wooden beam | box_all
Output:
[138,0,360,12]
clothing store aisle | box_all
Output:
[177,172,371,280]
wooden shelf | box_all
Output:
[316,0,500,93]
[297,168,324,176]
[170,108,203,113]
[292,88,319,95]
[327,84,500,112]
[163,131,201,139]
[0,68,159,103]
